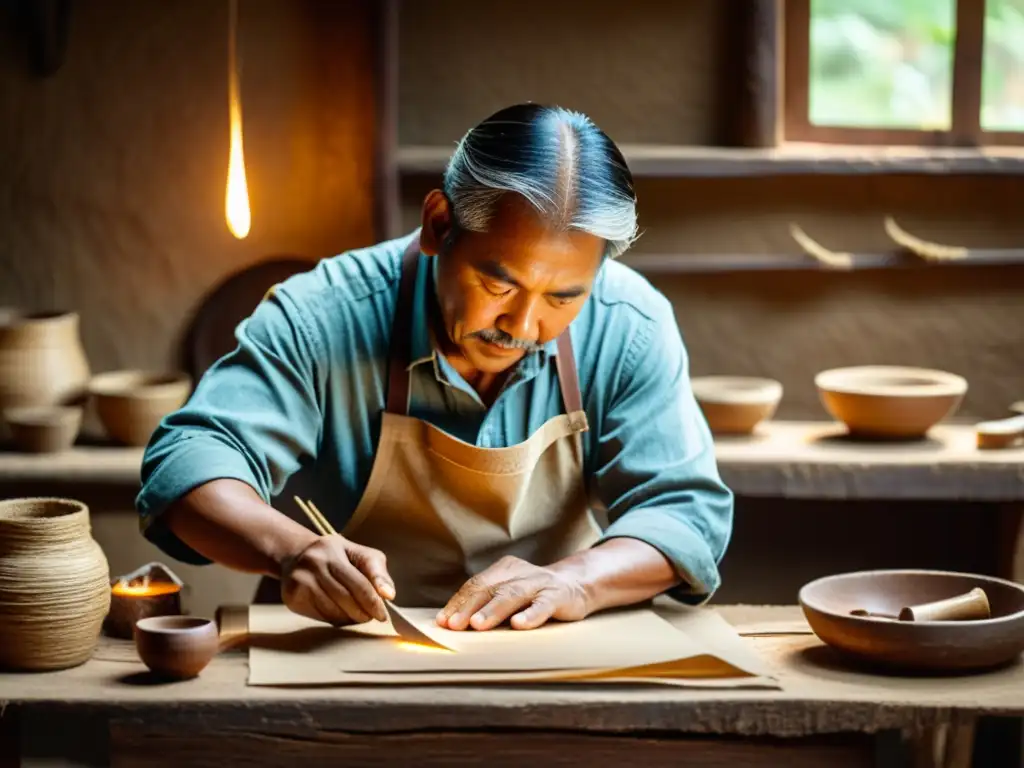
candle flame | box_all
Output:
[111,581,182,597]
[225,0,250,239]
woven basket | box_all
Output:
[0,498,111,670]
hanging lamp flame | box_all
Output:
[225,0,250,239]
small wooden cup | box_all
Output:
[134,616,220,679]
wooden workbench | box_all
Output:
[1,606,1021,767]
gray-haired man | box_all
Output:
[135,103,734,632]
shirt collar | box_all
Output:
[405,242,560,373]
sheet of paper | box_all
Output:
[244,600,779,688]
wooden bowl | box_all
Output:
[3,406,82,453]
[691,376,783,435]
[89,370,191,447]
[799,569,1024,674]
[814,366,967,439]
[134,616,219,679]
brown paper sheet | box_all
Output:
[246,601,780,688]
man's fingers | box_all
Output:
[316,566,372,624]
[469,579,540,631]
[439,581,495,631]
[510,593,558,630]
[348,545,396,602]
[328,558,386,622]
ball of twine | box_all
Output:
[0,497,111,670]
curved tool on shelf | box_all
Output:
[789,223,853,270]
[975,413,1024,450]
[884,217,968,262]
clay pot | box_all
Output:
[799,569,1024,674]
[3,405,83,453]
[0,498,111,671]
[691,376,783,435]
[815,366,967,440]
[89,370,192,447]
[134,616,220,679]
[0,310,91,427]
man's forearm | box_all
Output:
[163,479,318,577]
[548,537,682,615]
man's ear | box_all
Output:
[419,189,453,257]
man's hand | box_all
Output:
[435,555,591,631]
[280,535,396,625]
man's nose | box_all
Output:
[497,294,540,342]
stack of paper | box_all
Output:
[243,599,780,688]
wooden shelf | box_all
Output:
[621,248,1024,274]
[397,143,1024,178]
[714,421,1024,501]
[2,422,1021,502]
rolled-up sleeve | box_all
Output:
[593,300,734,605]
[135,281,325,564]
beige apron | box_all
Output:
[255,237,601,607]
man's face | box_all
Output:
[422,192,604,375]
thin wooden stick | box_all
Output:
[307,500,337,536]
[293,496,330,536]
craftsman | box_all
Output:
[135,103,734,632]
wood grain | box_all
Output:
[107,728,876,768]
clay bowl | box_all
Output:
[814,366,967,440]
[134,616,220,679]
[691,376,783,435]
[799,569,1024,674]
[3,405,82,453]
[89,370,191,447]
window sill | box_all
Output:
[396,143,1024,178]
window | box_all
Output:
[784,0,1024,145]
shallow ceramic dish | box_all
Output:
[814,366,967,439]
[89,370,191,446]
[134,616,220,679]
[3,405,82,453]
[691,376,783,435]
[799,569,1024,674]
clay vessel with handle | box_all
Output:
[134,616,221,679]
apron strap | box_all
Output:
[555,332,584,415]
[385,233,585,421]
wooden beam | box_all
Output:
[722,0,781,147]
[950,0,985,147]
[373,0,400,242]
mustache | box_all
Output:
[471,328,544,353]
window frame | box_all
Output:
[782,0,1024,147]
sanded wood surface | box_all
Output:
[2,422,1022,501]
[1,606,1020,739]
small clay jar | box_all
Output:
[0,310,91,440]
[0,498,111,671]
[134,616,220,679]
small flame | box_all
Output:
[111,581,181,597]
[225,0,250,239]
[396,640,452,654]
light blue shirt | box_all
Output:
[137,231,734,603]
